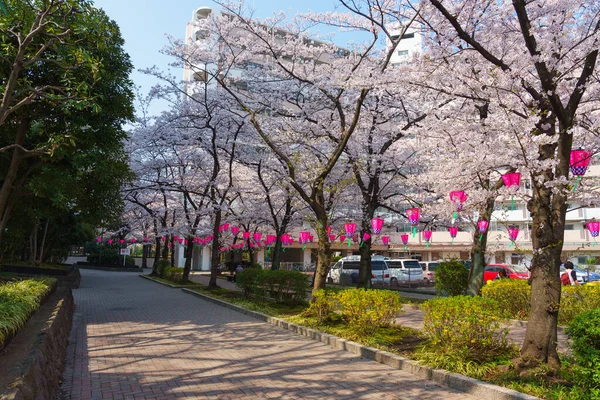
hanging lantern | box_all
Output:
[119,239,125,245]
[508,225,519,247]
[361,232,371,247]
[401,233,409,250]
[178,238,183,244]
[161,236,166,242]
[570,149,592,191]
[299,231,310,250]
[96,237,101,243]
[448,226,458,245]
[477,220,489,241]
[143,237,149,243]
[371,216,384,234]
[587,219,599,247]
[131,238,137,244]
[343,223,356,248]
[423,230,432,248]
[253,232,262,243]
[381,235,390,246]
[326,225,332,235]
[108,239,113,245]
[309,235,314,243]
[339,235,346,243]
[328,234,336,242]
[231,226,240,236]
[173,235,179,241]
[449,191,468,223]
[502,171,521,210]
[406,208,420,237]
[242,231,251,240]
[222,223,230,232]
[184,239,189,246]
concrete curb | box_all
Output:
[139,274,202,289]
[181,288,539,400]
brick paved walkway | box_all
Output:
[60,269,476,400]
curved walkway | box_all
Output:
[60,269,475,400]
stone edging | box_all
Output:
[139,274,202,288]
[181,288,539,400]
[0,288,74,400]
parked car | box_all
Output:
[483,264,530,282]
[386,259,425,285]
[326,256,390,285]
[419,261,439,284]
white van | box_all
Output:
[419,261,439,284]
[327,256,390,285]
[386,259,425,285]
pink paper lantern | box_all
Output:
[329,234,336,242]
[587,219,600,237]
[161,236,165,242]
[131,238,136,243]
[108,239,113,245]
[173,235,179,241]
[508,225,519,243]
[423,230,432,242]
[449,191,468,211]
[502,172,521,189]
[178,238,183,244]
[326,225,332,235]
[381,235,390,246]
[570,149,592,176]
[401,234,409,245]
[119,239,124,244]
[253,232,262,242]
[406,208,420,226]
[231,226,240,235]
[339,235,346,243]
[143,237,149,243]
[448,226,458,238]
[242,232,251,240]
[96,237,101,243]
[184,239,189,245]
[222,223,230,232]
[362,233,371,242]
[478,220,489,233]
[299,231,310,244]
[371,216,384,234]
[344,223,356,237]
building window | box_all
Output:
[401,33,415,39]
[397,50,409,56]
[564,224,575,230]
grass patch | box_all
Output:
[0,278,56,349]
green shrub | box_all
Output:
[304,289,337,323]
[560,284,600,325]
[481,278,531,320]
[163,267,184,283]
[236,268,266,299]
[264,270,309,305]
[0,278,56,349]
[421,296,511,363]
[336,288,403,336]
[566,309,600,390]
[155,259,171,278]
[434,259,469,296]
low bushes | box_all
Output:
[163,267,184,283]
[481,279,531,320]
[560,284,600,325]
[434,259,469,296]
[155,259,171,277]
[567,308,600,396]
[236,268,309,305]
[304,289,336,323]
[336,288,403,336]
[421,296,512,363]
[0,278,56,349]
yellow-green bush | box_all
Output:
[421,296,511,363]
[481,279,531,320]
[560,284,600,325]
[566,308,600,393]
[336,288,403,336]
[163,267,184,283]
[0,278,56,349]
[304,289,337,323]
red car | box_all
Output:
[483,264,530,282]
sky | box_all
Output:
[92,0,343,117]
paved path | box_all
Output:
[60,270,475,400]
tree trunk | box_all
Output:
[170,236,175,267]
[357,238,373,288]
[207,210,222,290]
[270,237,283,270]
[37,219,50,264]
[162,234,169,259]
[152,238,161,275]
[182,235,194,283]
[467,198,495,295]
[30,222,39,263]
[313,215,332,292]
[0,118,29,232]
[141,244,148,269]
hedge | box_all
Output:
[236,268,309,305]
